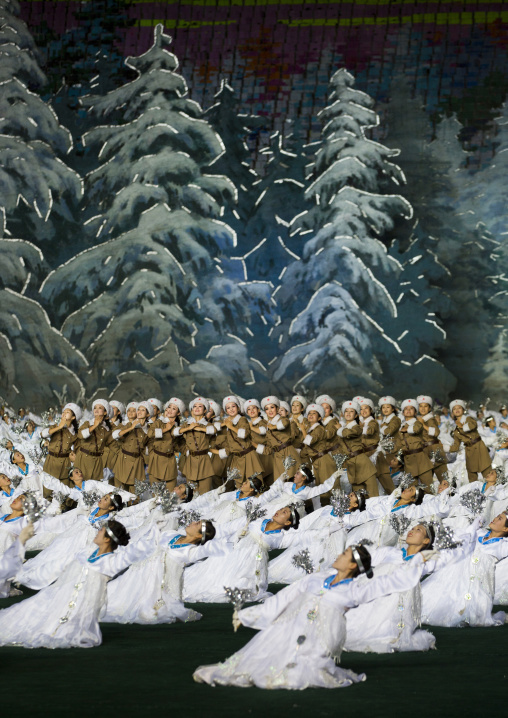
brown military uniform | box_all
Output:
[300,422,336,483]
[113,422,149,488]
[376,413,401,493]
[335,421,378,496]
[214,415,264,488]
[147,418,180,489]
[449,416,492,482]
[290,414,308,450]
[420,413,448,481]
[42,425,75,484]
[394,418,434,488]
[75,421,114,481]
[263,415,300,480]
[176,419,217,494]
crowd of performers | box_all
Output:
[0,392,508,690]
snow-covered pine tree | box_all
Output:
[0,0,82,265]
[380,79,456,398]
[40,25,270,399]
[0,211,87,410]
[482,329,508,402]
[272,69,412,398]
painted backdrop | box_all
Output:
[1,0,507,410]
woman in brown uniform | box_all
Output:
[290,395,308,451]
[214,395,264,489]
[359,398,380,458]
[394,398,434,489]
[112,401,151,491]
[417,394,448,482]
[316,394,341,454]
[255,396,300,481]
[75,399,114,481]
[206,399,227,486]
[105,401,125,475]
[41,402,80,485]
[174,397,217,495]
[446,399,492,482]
[376,395,401,494]
[147,397,185,490]
[243,399,271,483]
[335,400,378,496]
[300,403,336,486]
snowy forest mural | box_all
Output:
[1,0,508,410]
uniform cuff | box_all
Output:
[237,428,246,439]
[259,426,266,435]
[276,420,285,431]
[154,428,163,439]
[172,427,181,437]
[337,427,344,437]
[428,427,436,437]
[81,428,90,440]
[407,425,414,434]
[256,444,265,455]
[219,449,228,460]
[41,428,50,439]
[112,429,121,440]
[206,425,215,435]
[303,435,312,446]
[462,423,471,433]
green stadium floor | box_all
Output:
[0,582,505,717]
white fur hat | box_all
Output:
[207,399,221,418]
[341,400,361,415]
[164,397,186,415]
[261,396,280,410]
[378,396,397,408]
[243,398,261,411]
[417,395,432,407]
[279,401,290,413]
[147,398,162,412]
[63,402,82,422]
[189,396,209,413]
[92,399,110,414]
[449,399,466,412]
[316,394,336,413]
[223,395,241,411]
[353,396,365,404]
[109,401,125,416]
[126,402,139,412]
[305,403,325,420]
[138,400,154,417]
[359,397,375,412]
[401,398,418,411]
[291,395,308,411]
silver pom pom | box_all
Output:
[177,508,201,528]
[399,472,416,490]
[379,435,395,454]
[21,493,46,523]
[160,492,179,515]
[134,477,151,497]
[291,548,315,575]
[429,449,446,465]
[331,453,348,471]
[389,513,412,536]
[330,489,350,518]
[433,523,463,551]
[459,488,487,517]
[226,467,241,485]
[283,456,297,471]
[224,586,253,610]
[81,490,101,509]
[244,500,267,523]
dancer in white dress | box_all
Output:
[193,545,427,689]
[0,520,156,649]
[102,520,218,624]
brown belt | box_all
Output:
[80,447,103,457]
[402,447,424,457]
[423,438,439,448]
[122,449,143,458]
[465,437,482,448]
[347,447,371,459]
[153,449,175,458]
[272,440,293,453]
[189,449,209,457]
[48,450,70,458]
[230,446,255,457]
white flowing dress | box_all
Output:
[194,558,425,689]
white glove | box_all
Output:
[420,549,439,562]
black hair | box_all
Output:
[201,520,216,544]
[103,416,112,431]
[182,484,194,503]
[108,493,124,512]
[299,465,314,485]
[414,487,426,505]
[248,476,263,495]
[282,505,300,531]
[24,420,36,432]
[105,519,130,547]
[351,490,368,512]
[9,450,23,465]
[421,524,436,550]
[352,544,373,579]
[70,416,79,433]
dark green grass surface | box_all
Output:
[0,581,506,717]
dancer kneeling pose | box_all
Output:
[194,545,427,689]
